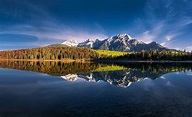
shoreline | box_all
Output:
[0,59,89,62]
[94,60,192,63]
[1,59,192,63]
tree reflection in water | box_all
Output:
[0,61,191,88]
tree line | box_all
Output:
[0,46,192,61]
[0,46,99,60]
[111,49,192,61]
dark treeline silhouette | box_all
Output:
[118,62,192,74]
[113,50,192,61]
[0,46,99,60]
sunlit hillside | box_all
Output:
[95,50,128,58]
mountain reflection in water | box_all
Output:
[0,61,191,88]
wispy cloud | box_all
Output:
[160,42,166,46]
[135,0,192,50]
[161,33,183,47]
[136,22,164,43]
[186,46,192,52]
[1,0,192,50]
[0,26,107,46]
[0,0,108,47]
[137,31,155,44]
[165,35,174,41]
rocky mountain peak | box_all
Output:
[57,33,170,52]
[117,33,132,39]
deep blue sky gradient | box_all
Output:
[0,0,192,50]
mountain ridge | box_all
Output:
[52,33,174,52]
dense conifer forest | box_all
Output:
[113,50,192,61]
[0,46,192,61]
[0,46,99,60]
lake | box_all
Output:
[0,61,192,117]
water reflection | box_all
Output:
[0,61,192,88]
[62,68,191,88]
[1,61,192,116]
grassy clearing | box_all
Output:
[93,64,127,72]
[95,50,128,58]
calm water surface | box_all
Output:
[0,61,192,117]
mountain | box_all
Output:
[54,33,171,52]
[61,39,78,47]
[77,34,169,52]
[50,39,78,47]
[60,69,167,88]
[91,34,145,51]
[78,39,95,48]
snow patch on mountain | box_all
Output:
[61,39,78,47]
[78,39,95,48]
[61,73,97,82]
[58,33,170,52]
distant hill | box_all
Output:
[54,33,174,52]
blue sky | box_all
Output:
[0,0,192,51]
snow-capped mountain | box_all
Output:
[61,39,78,47]
[60,69,165,88]
[54,33,170,52]
[78,39,95,48]
[61,73,97,82]
[91,33,147,51]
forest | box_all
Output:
[0,46,192,61]
[113,49,192,61]
[0,46,99,61]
